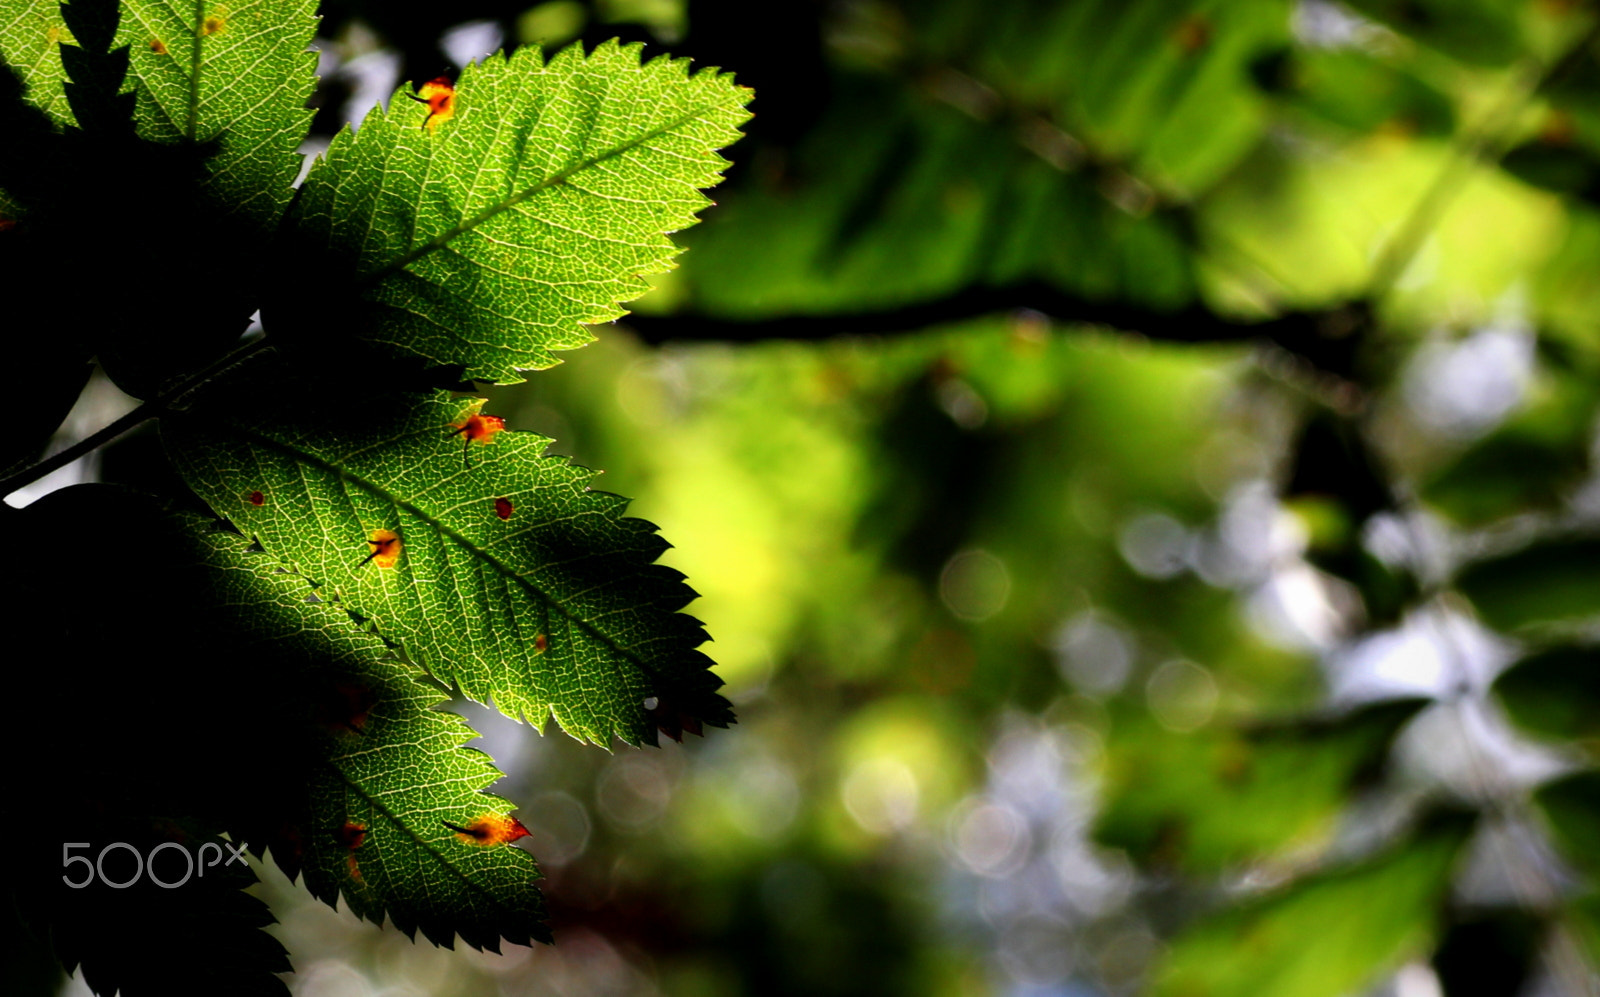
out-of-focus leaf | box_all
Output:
[681,77,1198,319]
[1502,140,1600,205]
[1566,892,1600,971]
[1456,539,1600,632]
[1097,698,1427,871]
[680,0,1291,320]
[1535,770,1600,883]
[1494,645,1600,748]
[1340,0,1522,66]
[1252,47,1454,137]
[1151,811,1473,997]
[1421,367,1598,527]
[899,0,1289,192]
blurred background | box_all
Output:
[55,0,1600,994]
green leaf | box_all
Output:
[1535,770,1600,884]
[299,654,551,949]
[2,485,549,958]
[165,366,729,746]
[1340,0,1522,66]
[208,528,552,951]
[1151,812,1472,997]
[1252,47,1455,138]
[1456,539,1600,632]
[275,40,751,382]
[193,524,551,949]
[113,0,317,228]
[1096,698,1426,872]
[0,0,75,124]
[1494,645,1600,748]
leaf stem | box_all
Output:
[0,402,155,500]
[0,335,273,500]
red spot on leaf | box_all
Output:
[249,490,265,506]
[334,822,367,880]
[495,497,514,520]
[443,813,531,847]
[360,529,401,569]
[534,633,548,653]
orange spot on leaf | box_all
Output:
[443,813,531,847]
[318,681,378,734]
[361,529,401,569]
[249,490,265,506]
[450,413,506,444]
[334,822,367,850]
[413,76,456,132]
[534,633,548,653]
[201,15,224,36]
[1543,109,1577,146]
[149,37,167,54]
[495,497,514,520]
[1172,14,1211,53]
[448,410,506,468]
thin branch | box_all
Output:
[0,335,273,500]
[621,281,1367,358]
[0,401,156,500]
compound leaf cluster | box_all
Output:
[0,0,747,991]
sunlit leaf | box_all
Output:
[165,365,730,747]
[275,40,751,382]
[192,522,553,948]
[113,0,318,228]
[0,0,73,123]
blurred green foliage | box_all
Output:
[34,0,1600,993]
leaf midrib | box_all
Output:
[363,103,722,283]
[227,419,671,689]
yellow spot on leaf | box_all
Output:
[363,529,401,569]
